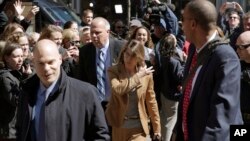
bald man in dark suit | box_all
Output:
[175,1,243,141]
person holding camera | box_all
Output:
[236,31,250,125]
[218,1,244,50]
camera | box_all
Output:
[22,58,31,69]
[146,2,168,25]
[33,2,38,6]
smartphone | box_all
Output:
[33,2,38,6]
[227,3,235,9]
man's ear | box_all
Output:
[191,20,196,28]
[107,29,110,34]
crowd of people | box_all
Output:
[0,0,250,141]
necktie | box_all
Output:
[182,51,197,141]
[35,90,46,141]
[97,50,105,101]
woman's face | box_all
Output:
[70,23,79,32]
[135,28,148,46]
[5,48,23,70]
[123,48,137,67]
[18,36,30,59]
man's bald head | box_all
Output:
[237,31,250,44]
[236,31,250,63]
[33,39,62,88]
[33,39,59,55]
[185,0,217,31]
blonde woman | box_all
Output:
[105,39,161,141]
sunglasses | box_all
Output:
[236,43,250,50]
[116,26,124,29]
[229,16,239,20]
[70,40,80,46]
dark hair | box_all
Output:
[159,33,176,58]
[2,42,22,66]
[82,9,93,17]
[63,21,78,30]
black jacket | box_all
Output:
[16,70,110,141]
[160,56,184,101]
[0,69,22,139]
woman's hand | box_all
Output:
[137,66,154,78]
[14,0,25,20]
[26,5,40,21]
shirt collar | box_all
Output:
[96,39,109,54]
[197,31,217,53]
[39,78,59,100]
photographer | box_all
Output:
[218,2,244,50]
[147,0,178,36]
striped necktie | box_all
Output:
[97,50,105,101]
[182,51,197,141]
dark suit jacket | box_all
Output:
[16,70,110,141]
[78,37,125,86]
[176,41,243,141]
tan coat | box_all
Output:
[105,64,161,134]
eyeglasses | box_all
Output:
[116,26,124,29]
[70,40,80,46]
[229,16,239,20]
[236,43,250,50]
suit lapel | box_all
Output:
[109,38,115,64]
[89,44,97,84]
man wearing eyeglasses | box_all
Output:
[236,31,250,125]
[218,2,244,50]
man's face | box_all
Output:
[90,21,109,48]
[82,13,93,25]
[18,36,30,59]
[228,13,240,29]
[114,21,125,35]
[236,38,250,63]
[33,42,62,88]
[153,25,165,38]
[182,8,194,42]
[243,17,250,31]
